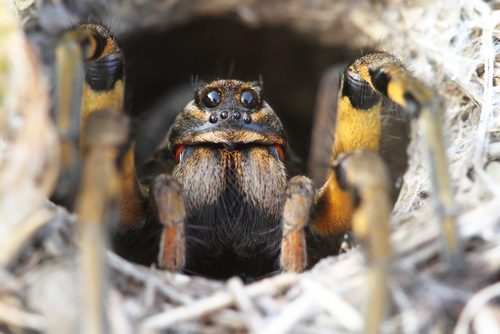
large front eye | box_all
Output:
[240,90,259,109]
[202,89,222,108]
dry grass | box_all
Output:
[1,0,500,333]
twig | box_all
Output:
[260,293,315,334]
[454,282,500,334]
[227,277,263,333]
[300,278,363,332]
[139,273,297,333]
[0,206,56,267]
[107,252,193,305]
[0,297,46,332]
[471,2,500,197]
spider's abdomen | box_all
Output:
[174,146,287,278]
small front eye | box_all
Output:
[203,89,221,108]
[240,90,259,109]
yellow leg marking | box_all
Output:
[119,143,145,230]
[80,79,125,149]
[312,175,353,235]
[333,97,382,158]
[312,94,383,236]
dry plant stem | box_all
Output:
[227,277,263,333]
[0,206,56,267]
[299,278,363,331]
[0,297,47,332]
[418,103,461,268]
[139,273,298,333]
[107,252,194,305]
[0,0,58,266]
[472,3,500,197]
[260,293,315,334]
[454,282,500,334]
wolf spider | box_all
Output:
[51,22,460,331]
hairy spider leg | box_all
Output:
[311,51,460,268]
[280,176,314,272]
[53,24,140,333]
[53,30,86,204]
[336,151,392,334]
[153,174,186,271]
[353,52,460,267]
[306,51,459,332]
[54,24,144,227]
[76,109,129,334]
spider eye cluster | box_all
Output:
[197,83,261,110]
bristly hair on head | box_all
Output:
[191,74,202,104]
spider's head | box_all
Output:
[167,79,286,163]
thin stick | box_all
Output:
[454,282,500,334]
[227,277,263,333]
[139,274,297,333]
[260,293,315,334]
[0,297,46,332]
[0,206,55,267]
[107,252,193,305]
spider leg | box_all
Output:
[53,31,86,204]
[53,24,144,228]
[152,174,186,271]
[76,109,129,334]
[335,151,392,334]
[308,65,344,186]
[311,51,460,267]
[357,52,460,266]
[280,176,314,272]
[52,25,144,331]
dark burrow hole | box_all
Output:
[120,16,355,172]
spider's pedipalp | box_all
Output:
[153,174,186,272]
[280,176,314,272]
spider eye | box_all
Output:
[240,90,259,109]
[202,89,221,108]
